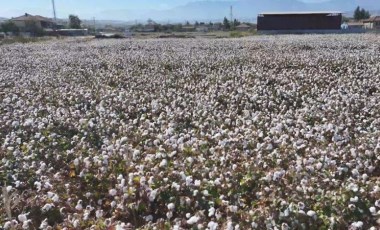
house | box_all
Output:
[236,23,251,31]
[346,22,364,29]
[212,23,222,31]
[196,26,209,32]
[182,26,196,32]
[10,13,56,30]
[363,16,380,30]
[257,12,342,32]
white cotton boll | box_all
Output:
[167,203,175,210]
[307,210,316,217]
[42,203,54,212]
[18,213,29,223]
[172,182,180,191]
[166,211,173,219]
[34,181,42,191]
[144,215,153,222]
[316,162,323,170]
[159,159,168,168]
[44,181,52,189]
[109,189,117,196]
[281,223,289,230]
[251,222,258,229]
[369,207,376,214]
[186,157,194,164]
[75,200,83,211]
[149,190,158,201]
[22,220,32,230]
[375,200,380,207]
[96,210,104,219]
[187,216,200,225]
[169,151,177,157]
[208,207,215,217]
[133,150,140,160]
[186,213,191,219]
[350,196,359,203]
[352,169,359,177]
[229,205,238,213]
[39,218,49,229]
[186,176,193,186]
[351,221,363,229]
[73,219,80,228]
[208,221,218,230]
[298,202,305,210]
[47,191,54,198]
[227,221,234,230]
[194,180,201,187]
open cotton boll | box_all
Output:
[186,215,200,225]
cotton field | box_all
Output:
[1,34,380,229]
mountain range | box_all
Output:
[94,0,380,22]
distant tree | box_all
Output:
[1,21,19,34]
[223,17,230,30]
[69,15,81,29]
[147,18,155,25]
[342,16,350,23]
[185,21,190,26]
[362,9,370,19]
[208,21,214,26]
[195,21,200,26]
[233,19,241,27]
[354,6,370,21]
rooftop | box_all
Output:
[236,24,251,28]
[363,16,380,22]
[11,13,54,22]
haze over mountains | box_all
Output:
[94,0,380,22]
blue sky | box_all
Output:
[0,0,324,19]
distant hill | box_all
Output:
[94,0,380,22]
[0,17,8,22]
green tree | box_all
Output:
[223,17,230,30]
[1,21,19,34]
[69,15,81,29]
[233,19,241,27]
[354,6,370,21]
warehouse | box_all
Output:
[257,12,342,32]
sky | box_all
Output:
[0,0,326,19]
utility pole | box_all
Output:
[230,5,234,29]
[52,0,57,22]
[93,17,96,34]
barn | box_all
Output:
[257,12,342,32]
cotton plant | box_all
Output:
[0,34,380,229]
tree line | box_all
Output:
[354,6,371,21]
